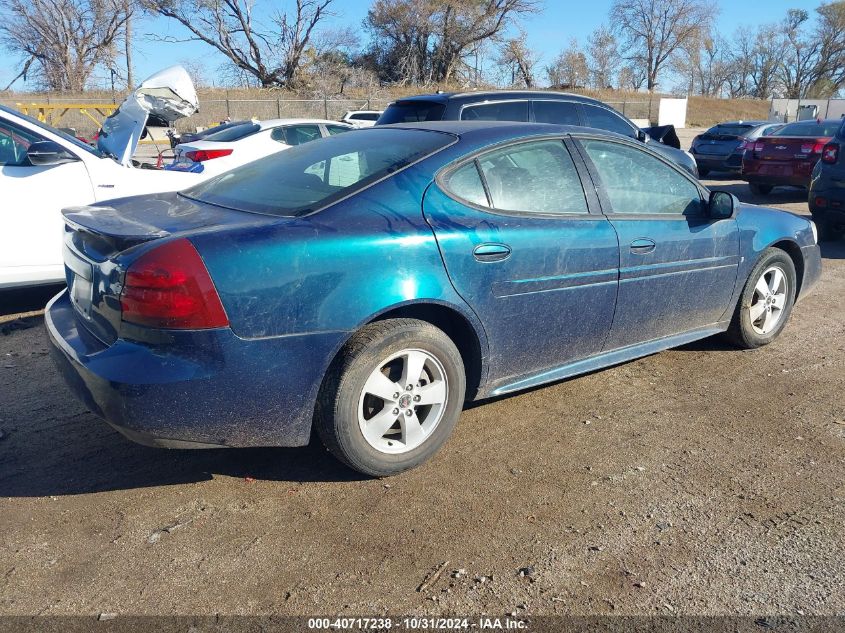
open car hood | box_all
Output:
[97,65,199,166]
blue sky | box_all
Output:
[0,0,828,91]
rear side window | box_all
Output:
[445,162,488,207]
[460,101,528,122]
[580,139,701,215]
[183,128,453,217]
[325,125,351,136]
[377,101,446,124]
[271,124,322,145]
[472,140,588,214]
[203,122,261,142]
[582,105,636,138]
[533,100,581,125]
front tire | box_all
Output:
[315,318,466,477]
[726,248,796,349]
[749,183,774,195]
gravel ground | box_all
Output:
[1,168,844,619]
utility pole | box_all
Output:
[125,0,134,90]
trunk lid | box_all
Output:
[755,135,829,163]
[62,193,276,344]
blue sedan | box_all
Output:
[47,122,822,476]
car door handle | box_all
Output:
[473,243,512,262]
[630,238,656,254]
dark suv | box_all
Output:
[809,119,845,241]
[376,91,698,177]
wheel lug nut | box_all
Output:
[392,408,399,415]
[406,385,413,391]
[405,409,412,416]
[413,395,421,402]
[393,392,399,399]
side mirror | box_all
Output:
[708,190,737,219]
[637,129,648,142]
[27,140,78,166]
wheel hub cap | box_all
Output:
[749,265,788,335]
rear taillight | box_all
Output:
[802,139,831,155]
[822,143,839,164]
[120,238,228,330]
[185,148,233,162]
[737,137,749,150]
[754,141,765,152]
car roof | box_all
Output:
[375,119,625,141]
[711,120,770,127]
[391,90,614,108]
[255,118,349,130]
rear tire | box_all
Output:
[726,248,796,349]
[749,183,774,195]
[315,318,466,477]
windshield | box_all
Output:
[377,101,446,125]
[202,122,261,142]
[182,128,454,217]
[776,120,842,137]
[0,104,103,158]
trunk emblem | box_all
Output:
[775,145,787,150]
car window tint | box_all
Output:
[708,124,755,137]
[460,101,529,122]
[273,124,322,145]
[445,161,488,206]
[533,100,581,125]
[0,121,44,166]
[325,125,351,136]
[203,122,260,142]
[580,139,701,215]
[351,113,379,121]
[582,105,636,138]
[475,140,588,214]
[377,101,446,124]
[777,120,842,137]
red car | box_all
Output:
[742,119,843,195]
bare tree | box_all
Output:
[617,63,647,91]
[546,39,588,89]
[1,0,130,90]
[143,0,335,88]
[586,25,619,89]
[610,0,716,92]
[497,32,537,87]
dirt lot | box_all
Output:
[1,176,844,620]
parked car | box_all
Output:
[742,118,843,195]
[168,119,251,148]
[166,118,353,178]
[47,121,821,476]
[340,110,383,128]
[809,119,845,240]
[690,121,783,176]
[375,91,698,176]
[0,66,203,289]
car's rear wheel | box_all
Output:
[315,318,465,477]
[749,183,773,195]
[726,248,796,349]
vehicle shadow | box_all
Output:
[0,409,366,497]
[0,283,64,318]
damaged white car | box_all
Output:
[0,66,205,289]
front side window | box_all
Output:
[183,128,453,217]
[580,139,702,215]
[533,100,581,125]
[460,101,529,123]
[471,140,588,214]
[0,120,45,166]
[582,105,637,138]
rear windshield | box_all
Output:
[182,128,453,217]
[351,112,380,121]
[377,101,446,124]
[203,122,261,142]
[775,120,842,137]
[706,124,755,137]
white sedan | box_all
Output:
[0,66,204,289]
[340,110,383,128]
[166,119,354,178]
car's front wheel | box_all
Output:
[749,183,774,195]
[726,248,797,349]
[315,318,466,477]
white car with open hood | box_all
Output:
[0,66,206,289]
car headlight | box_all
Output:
[810,220,818,245]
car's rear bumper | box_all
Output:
[743,174,810,187]
[693,154,743,172]
[46,290,347,448]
